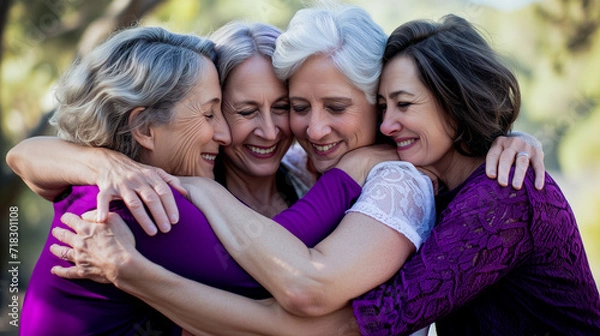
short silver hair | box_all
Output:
[272,4,387,103]
[50,26,216,160]
[211,22,281,85]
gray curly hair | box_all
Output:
[50,26,216,160]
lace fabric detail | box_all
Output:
[352,165,600,335]
[346,161,436,250]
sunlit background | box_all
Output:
[1,0,599,334]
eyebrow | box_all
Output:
[235,94,289,106]
[202,97,221,105]
[289,97,353,104]
[379,90,415,100]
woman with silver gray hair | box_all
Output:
[13,24,379,335]
[43,3,546,336]
[211,22,316,217]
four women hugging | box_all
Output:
[7,2,600,336]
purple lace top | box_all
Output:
[352,164,600,335]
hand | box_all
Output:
[50,211,138,284]
[95,149,187,235]
[485,133,545,190]
[335,144,399,186]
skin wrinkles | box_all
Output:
[289,55,377,173]
[221,55,294,179]
[147,59,225,179]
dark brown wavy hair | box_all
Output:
[383,14,521,157]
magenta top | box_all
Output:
[352,164,600,335]
[21,168,361,336]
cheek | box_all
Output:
[273,114,292,136]
[225,119,253,145]
[346,115,377,147]
[290,114,308,139]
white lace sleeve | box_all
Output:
[346,161,436,250]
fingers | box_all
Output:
[157,169,187,198]
[495,148,519,187]
[50,243,73,261]
[531,154,546,190]
[119,188,158,236]
[52,226,77,248]
[97,163,178,235]
[95,191,111,223]
[511,154,530,190]
[485,141,503,179]
[51,266,86,280]
[488,135,546,189]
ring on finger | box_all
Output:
[516,151,529,160]
[60,248,69,260]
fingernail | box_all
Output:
[161,223,171,233]
[170,214,178,224]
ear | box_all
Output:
[129,107,155,151]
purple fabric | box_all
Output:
[353,164,600,335]
[20,168,361,336]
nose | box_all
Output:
[255,111,278,141]
[213,114,231,146]
[306,109,331,140]
[380,109,402,137]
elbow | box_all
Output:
[277,281,338,317]
[6,146,22,176]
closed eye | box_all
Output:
[291,105,309,114]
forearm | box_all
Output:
[187,180,319,313]
[116,252,358,336]
[6,137,102,200]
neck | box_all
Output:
[427,150,485,190]
[223,160,288,218]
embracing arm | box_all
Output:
[52,212,359,336]
[352,174,534,335]
[185,162,435,317]
[7,137,105,200]
[6,136,182,234]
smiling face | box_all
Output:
[149,60,230,179]
[221,55,293,178]
[378,56,455,169]
[288,55,377,173]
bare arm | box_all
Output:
[183,160,434,317]
[7,136,105,201]
[51,212,359,336]
[485,132,545,190]
[6,136,184,234]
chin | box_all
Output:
[313,161,336,174]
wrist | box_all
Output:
[111,249,146,289]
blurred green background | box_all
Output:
[1,0,599,333]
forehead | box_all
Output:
[379,56,425,95]
[289,55,358,96]
[224,55,286,96]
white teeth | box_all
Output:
[397,139,415,147]
[201,154,216,161]
[313,143,337,152]
[248,144,277,155]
